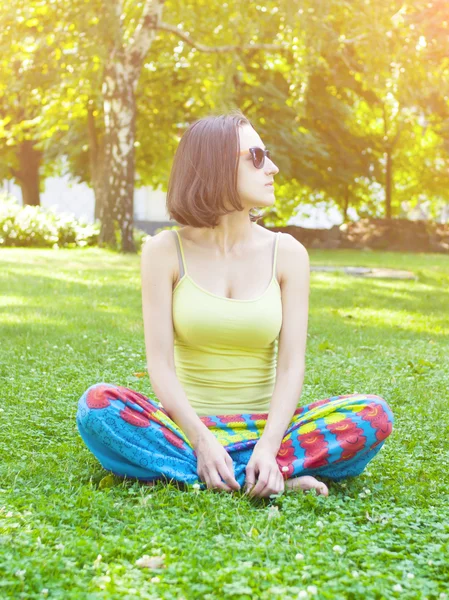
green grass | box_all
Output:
[1,247,449,599]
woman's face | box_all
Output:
[236,125,279,209]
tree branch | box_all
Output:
[126,0,165,73]
[155,21,291,54]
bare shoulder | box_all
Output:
[141,228,176,251]
[277,232,309,286]
[278,231,308,255]
[140,229,178,283]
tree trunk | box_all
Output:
[94,0,289,251]
[385,149,392,219]
[343,186,350,222]
[100,52,136,253]
[15,140,42,206]
[96,0,166,252]
[87,102,105,223]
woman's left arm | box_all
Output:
[244,236,310,497]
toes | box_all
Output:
[286,476,329,496]
[304,477,328,496]
[319,485,329,496]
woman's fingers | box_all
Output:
[225,454,235,474]
[244,465,256,494]
[205,461,238,492]
[248,466,269,498]
[247,467,284,498]
[219,469,240,490]
[221,458,240,490]
[208,471,231,492]
[259,470,280,498]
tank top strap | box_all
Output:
[272,231,281,281]
[173,230,188,278]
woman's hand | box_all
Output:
[244,441,285,498]
[194,430,241,493]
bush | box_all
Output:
[0,194,100,248]
[133,228,151,253]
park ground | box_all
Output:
[1,247,448,599]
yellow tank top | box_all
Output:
[172,230,283,416]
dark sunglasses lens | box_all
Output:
[253,148,265,168]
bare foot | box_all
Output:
[285,475,329,496]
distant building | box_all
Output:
[2,175,354,234]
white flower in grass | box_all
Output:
[150,576,160,583]
[41,590,49,596]
[15,570,26,579]
[333,545,345,555]
[307,585,318,595]
[267,506,280,519]
[364,488,371,495]
[393,583,403,592]
[192,483,201,491]
[316,520,324,528]
[406,573,415,579]
[93,554,102,568]
[352,570,359,578]
[295,553,304,561]
[298,591,308,599]
[135,554,166,569]
[428,560,434,566]
[439,593,448,599]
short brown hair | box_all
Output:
[166,109,264,228]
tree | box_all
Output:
[0,3,56,205]
[66,0,297,251]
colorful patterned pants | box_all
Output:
[76,383,394,489]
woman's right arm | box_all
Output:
[140,233,240,492]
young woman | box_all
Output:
[76,109,394,499]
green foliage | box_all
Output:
[0,193,150,251]
[1,248,449,597]
[2,0,449,229]
[0,193,99,248]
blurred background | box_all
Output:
[1,0,448,252]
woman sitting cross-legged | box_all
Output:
[76,109,394,499]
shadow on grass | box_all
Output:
[2,263,449,344]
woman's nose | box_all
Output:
[266,159,279,175]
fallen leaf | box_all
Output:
[133,372,147,378]
[246,527,260,538]
[99,474,117,490]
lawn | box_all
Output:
[1,247,448,599]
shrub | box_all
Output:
[133,228,151,252]
[0,194,100,248]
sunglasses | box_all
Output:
[239,147,272,169]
